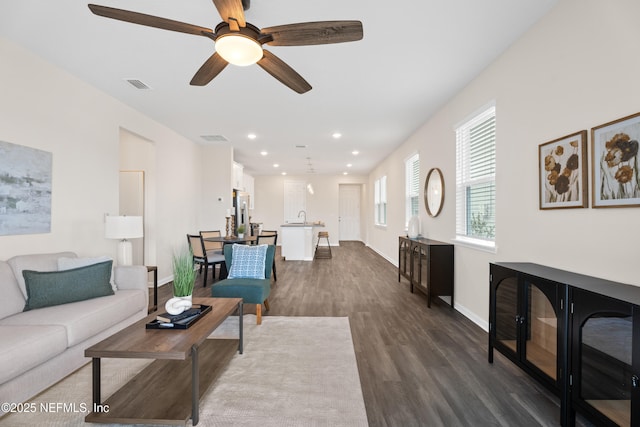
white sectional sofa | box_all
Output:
[0,252,148,413]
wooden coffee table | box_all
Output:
[84,297,243,426]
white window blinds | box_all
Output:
[375,176,387,225]
[405,154,420,225]
[456,105,496,242]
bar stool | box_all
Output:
[315,231,332,259]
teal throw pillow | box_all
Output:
[23,260,114,311]
[228,244,267,279]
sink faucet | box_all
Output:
[298,210,307,224]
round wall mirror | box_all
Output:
[424,168,444,217]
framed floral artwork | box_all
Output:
[539,130,588,209]
[591,112,640,208]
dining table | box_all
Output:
[203,235,257,245]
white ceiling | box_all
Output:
[0,0,557,176]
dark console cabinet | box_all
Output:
[489,263,565,394]
[489,262,640,426]
[398,236,454,308]
[571,288,638,427]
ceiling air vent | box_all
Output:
[200,135,229,143]
[295,145,307,149]
[124,79,151,90]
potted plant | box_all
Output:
[237,224,246,238]
[165,247,196,314]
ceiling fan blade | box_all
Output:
[190,53,229,86]
[88,4,213,36]
[262,21,363,46]
[211,0,246,28]
[257,50,311,94]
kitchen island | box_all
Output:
[280,222,325,261]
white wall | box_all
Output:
[367,0,640,328]
[198,144,234,234]
[253,174,368,243]
[0,37,204,283]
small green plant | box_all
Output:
[470,205,495,239]
[237,224,246,234]
[172,247,196,297]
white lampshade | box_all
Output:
[215,34,263,66]
[105,216,143,266]
[105,216,143,239]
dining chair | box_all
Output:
[200,230,223,254]
[186,234,225,287]
[257,231,278,281]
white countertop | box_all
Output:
[281,222,325,227]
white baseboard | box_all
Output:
[454,302,488,332]
[366,244,397,266]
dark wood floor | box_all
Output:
[154,241,592,427]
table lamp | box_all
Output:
[105,215,143,265]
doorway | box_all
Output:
[339,184,361,241]
[119,128,156,266]
[119,170,144,265]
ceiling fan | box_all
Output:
[88,0,363,94]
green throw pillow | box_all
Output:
[23,260,114,311]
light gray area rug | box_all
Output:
[0,315,368,427]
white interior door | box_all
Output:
[283,180,306,223]
[339,184,361,241]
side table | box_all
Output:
[146,265,158,313]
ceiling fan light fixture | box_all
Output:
[216,34,263,66]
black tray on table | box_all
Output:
[146,304,212,330]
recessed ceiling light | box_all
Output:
[260,151,268,156]
[248,133,257,140]
[343,172,348,175]
[273,163,279,168]
[281,172,287,176]
[332,132,342,139]
[352,150,359,155]
[347,163,352,168]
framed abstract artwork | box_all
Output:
[0,141,52,235]
[591,112,640,208]
[539,130,588,209]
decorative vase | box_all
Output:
[408,215,420,238]
[238,233,244,238]
[165,294,192,315]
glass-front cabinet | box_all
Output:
[410,242,427,295]
[490,263,564,393]
[398,237,411,282]
[397,237,454,308]
[489,262,640,427]
[571,288,637,427]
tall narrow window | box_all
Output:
[374,175,387,226]
[456,104,496,246]
[405,153,420,226]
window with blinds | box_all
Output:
[405,154,420,225]
[456,105,496,244]
[374,175,387,226]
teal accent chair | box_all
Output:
[211,244,275,325]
